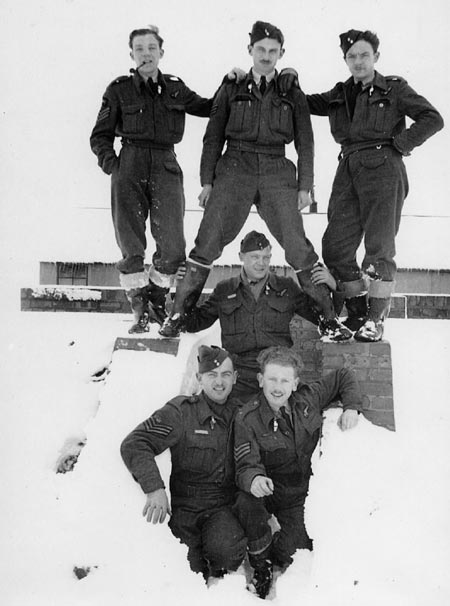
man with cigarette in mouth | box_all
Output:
[91,26,248,334]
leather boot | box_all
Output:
[248,559,273,599]
[144,280,169,326]
[296,269,352,342]
[355,297,390,342]
[159,262,210,338]
[344,294,369,332]
[126,287,151,334]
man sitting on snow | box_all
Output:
[121,345,246,582]
[233,346,361,598]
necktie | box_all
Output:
[280,406,293,431]
[259,76,267,95]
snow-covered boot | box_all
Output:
[248,559,273,600]
[159,261,210,338]
[126,287,151,334]
[296,269,352,342]
[344,294,369,332]
[355,297,391,342]
[120,270,151,334]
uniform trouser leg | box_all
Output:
[356,149,408,281]
[189,154,257,266]
[147,150,186,275]
[201,507,247,572]
[111,147,186,276]
[322,158,364,283]
[232,491,273,567]
[111,147,150,273]
[323,149,408,283]
[169,500,246,574]
[270,498,312,567]
[257,157,318,270]
[231,356,261,402]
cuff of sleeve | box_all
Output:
[240,470,264,493]
[139,477,165,495]
[392,137,411,157]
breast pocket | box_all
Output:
[263,296,293,334]
[121,103,145,133]
[259,433,287,468]
[227,94,255,135]
[220,297,246,336]
[165,104,186,137]
[270,97,294,137]
[183,432,218,473]
[368,96,392,133]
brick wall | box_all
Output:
[290,318,395,431]
[21,287,450,320]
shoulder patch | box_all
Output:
[386,75,407,83]
[110,75,129,86]
[239,399,260,418]
[164,73,183,83]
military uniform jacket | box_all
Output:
[90,70,212,174]
[184,272,319,356]
[120,393,238,497]
[307,71,443,155]
[234,368,362,494]
[200,72,314,189]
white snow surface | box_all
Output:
[1,311,449,605]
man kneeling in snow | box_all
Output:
[233,346,361,598]
[121,345,246,581]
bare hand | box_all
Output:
[250,475,274,498]
[142,489,171,524]
[227,67,247,82]
[198,184,213,209]
[297,190,312,212]
[311,263,337,291]
[338,409,359,431]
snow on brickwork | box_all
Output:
[31,286,102,301]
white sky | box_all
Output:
[0,0,449,285]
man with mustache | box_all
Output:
[160,21,351,344]
[233,346,361,598]
[307,29,444,341]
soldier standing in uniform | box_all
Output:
[183,231,337,401]
[233,346,361,598]
[307,29,444,341]
[90,27,245,333]
[121,345,247,581]
[160,21,352,343]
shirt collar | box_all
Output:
[240,267,270,287]
[347,71,388,92]
[132,69,164,93]
[198,392,230,423]
[251,68,276,84]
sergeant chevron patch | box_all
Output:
[234,442,251,462]
[96,104,111,123]
[143,416,173,437]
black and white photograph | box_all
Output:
[1,1,449,604]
